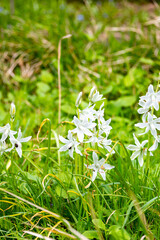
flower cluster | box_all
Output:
[0,103,31,157]
[127,84,160,166]
[59,87,115,181]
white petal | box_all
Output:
[148,84,154,94]
[1,131,9,141]
[20,136,32,143]
[93,152,98,164]
[16,146,22,158]
[153,101,159,111]
[149,140,158,151]
[92,170,98,182]
[77,129,84,142]
[59,135,68,144]
[133,134,141,148]
[130,151,140,160]
[138,153,143,167]
[59,145,69,152]
[103,163,115,170]
[127,145,139,151]
[18,128,22,138]
[99,169,106,181]
[135,123,147,129]
[69,147,74,158]
[141,140,148,147]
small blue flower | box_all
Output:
[0,7,4,13]
[77,14,84,22]
[103,13,108,19]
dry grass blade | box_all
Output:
[105,26,143,36]
[23,230,55,240]
[0,188,89,240]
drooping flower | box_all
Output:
[85,152,114,182]
[135,112,160,139]
[72,116,96,142]
[0,123,17,142]
[140,84,160,111]
[127,134,149,166]
[59,130,82,158]
[10,128,32,158]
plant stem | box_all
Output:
[58,34,72,132]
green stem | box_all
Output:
[146,132,151,176]
[75,153,78,175]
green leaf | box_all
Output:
[83,230,98,239]
[92,219,106,230]
[55,185,68,199]
[39,70,53,83]
[113,96,136,107]
[109,225,130,240]
[36,82,50,93]
[140,57,154,66]
[61,104,76,115]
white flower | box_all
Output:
[135,112,160,139]
[79,104,96,122]
[0,141,7,155]
[86,133,103,147]
[140,84,160,111]
[127,134,148,166]
[99,118,112,136]
[101,138,115,154]
[72,116,96,142]
[85,152,114,182]
[10,128,32,158]
[0,123,17,141]
[94,103,104,121]
[137,100,149,122]
[90,89,104,103]
[59,131,82,158]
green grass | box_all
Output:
[0,0,160,239]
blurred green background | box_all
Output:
[0,0,160,141]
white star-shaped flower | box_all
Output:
[79,104,96,122]
[127,134,149,166]
[135,112,160,139]
[90,89,105,103]
[85,152,114,182]
[140,84,160,111]
[72,116,96,142]
[59,131,82,158]
[10,128,32,158]
[99,118,112,136]
[94,103,105,121]
[0,140,13,155]
[0,123,17,141]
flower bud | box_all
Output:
[10,102,16,120]
[89,86,96,100]
[75,92,82,107]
